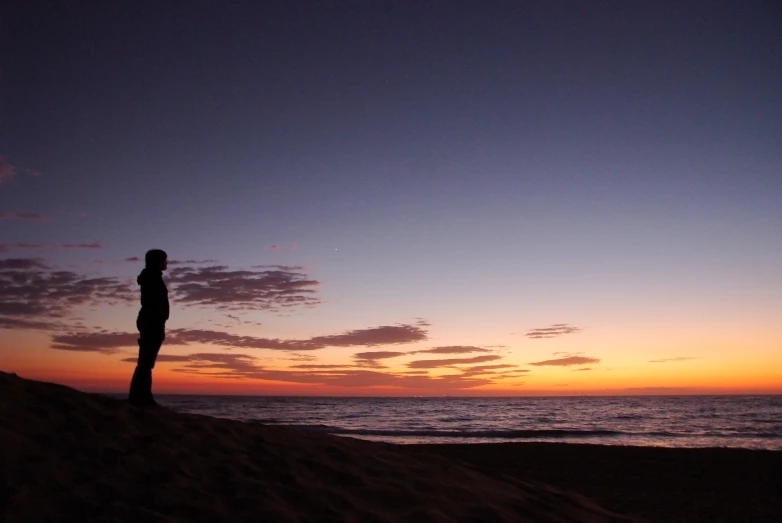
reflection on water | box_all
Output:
[129,394,781,450]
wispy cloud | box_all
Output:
[167,259,218,265]
[649,357,697,363]
[414,346,492,355]
[10,241,102,249]
[49,323,429,352]
[0,158,40,186]
[286,353,316,362]
[459,364,523,376]
[0,158,16,185]
[52,324,508,390]
[267,243,297,251]
[352,350,408,368]
[0,212,48,222]
[51,331,138,354]
[165,357,497,390]
[103,256,217,265]
[0,258,48,270]
[528,356,600,366]
[461,364,517,372]
[288,364,355,369]
[308,324,427,347]
[67,329,522,390]
[157,353,262,376]
[407,355,502,369]
[166,264,321,312]
[0,316,60,330]
[0,258,135,330]
[525,324,582,339]
[353,351,407,360]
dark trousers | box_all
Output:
[129,320,165,405]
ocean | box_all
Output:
[147,394,782,450]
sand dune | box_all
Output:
[0,372,635,522]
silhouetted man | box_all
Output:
[128,249,169,407]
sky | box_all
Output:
[1,0,780,396]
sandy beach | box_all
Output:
[407,443,782,523]
[1,371,779,522]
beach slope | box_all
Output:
[0,371,634,523]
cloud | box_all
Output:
[525,324,582,339]
[166,264,320,312]
[528,356,600,366]
[573,367,593,371]
[165,328,320,351]
[0,158,17,185]
[105,338,513,391]
[414,346,492,355]
[148,353,262,375]
[0,258,135,330]
[407,355,503,369]
[289,364,355,369]
[48,326,508,390]
[10,241,102,249]
[309,324,427,347]
[649,357,697,363]
[104,256,217,265]
[166,358,496,390]
[353,351,407,360]
[495,370,531,377]
[153,354,197,363]
[465,364,518,372]
[0,158,41,185]
[286,353,316,362]
[0,158,40,186]
[0,258,48,270]
[0,316,60,330]
[167,259,218,265]
[267,243,297,251]
[352,350,408,368]
[48,323,429,353]
[51,331,138,354]
[459,364,523,377]
[0,213,48,221]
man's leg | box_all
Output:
[129,327,164,406]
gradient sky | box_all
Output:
[2,0,780,395]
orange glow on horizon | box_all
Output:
[2,322,781,397]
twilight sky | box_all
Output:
[1,0,780,395]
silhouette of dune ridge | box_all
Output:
[0,371,636,522]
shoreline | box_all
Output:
[335,433,782,451]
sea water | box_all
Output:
[151,394,782,450]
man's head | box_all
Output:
[145,249,168,271]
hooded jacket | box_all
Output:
[137,268,169,323]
